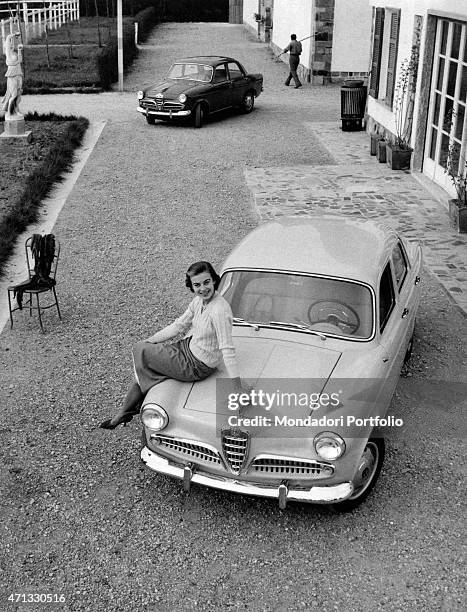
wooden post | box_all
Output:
[22,2,29,44]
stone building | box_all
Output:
[366,0,467,197]
[242,0,372,84]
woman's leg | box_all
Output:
[99,381,144,429]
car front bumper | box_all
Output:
[137,106,191,119]
[141,446,353,508]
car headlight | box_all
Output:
[178,93,187,103]
[314,432,346,460]
[137,90,144,100]
[141,404,169,431]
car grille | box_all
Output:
[222,429,250,475]
[141,99,184,111]
[150,434,222,465]
[249,456,334,478]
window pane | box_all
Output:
[447,61,458,97]
[436,57,445,91]
[455,104,465,141]
[460,65,467,103]
[433,92,441,126]
[439,133,450,166]
[451,23,462,59]
[464,30,467,62]
[392,244,407,289]
[450,142,461,175]
[440,20,449,55]
[429,128,438,160]
[443,97,454,130]
[379,264,395,332]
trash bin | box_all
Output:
[341,79,367,131]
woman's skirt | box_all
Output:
[132,337,215,394]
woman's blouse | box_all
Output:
[155,293,239,378]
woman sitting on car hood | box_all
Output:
[100,261,244,429]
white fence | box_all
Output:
[1,1,79,50]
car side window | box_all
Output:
[227,62,244,79]
[392,242,408,291]
[379,263,395,333]
[213,65,228,82]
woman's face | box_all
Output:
[190,271,215,303]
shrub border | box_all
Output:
[0,112,89,278]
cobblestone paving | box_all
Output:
[245,121,467,313]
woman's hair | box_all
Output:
[185,261,221,292]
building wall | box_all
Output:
[367,0,467,140]
[332,0,372,74]
[243,0,258,35]
[229,0,244,24]
[270,0,314,82]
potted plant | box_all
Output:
[376,134,387,163]
[254,13,262,23]
[386,49,418,170]
[445,142,467,233]
[370,124,384,156]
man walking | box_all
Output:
[283,34,302,88]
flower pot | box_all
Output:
[376,139,387,163]
[448,199,467,233]
[386,144,413,170]
[370,134,380,156]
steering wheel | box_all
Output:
[308,300,360,334]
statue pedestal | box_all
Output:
[0,117,32,142]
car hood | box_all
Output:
[184,337,342,416]
[145,80,203,98]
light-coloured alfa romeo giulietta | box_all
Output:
[141,217,422,510]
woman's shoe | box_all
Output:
[99,413,134,430]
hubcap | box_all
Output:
[245,95,253,110]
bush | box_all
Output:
[0,113,89,278]
[135,7,157,42]
[96,7,158,89]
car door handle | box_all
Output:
[415,276,421,285]
[402,308,409,318]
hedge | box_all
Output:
[96,7,158,89]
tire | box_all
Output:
[331,437,385,512]
[193,103,205,128]
[146,115,156,125]
[241,91,255,113]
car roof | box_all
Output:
[221,216,400,287]
[175,56,235,66]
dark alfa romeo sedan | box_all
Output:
[136,56,263,127]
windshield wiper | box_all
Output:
[269,320,327,341]
[233,317,260,331]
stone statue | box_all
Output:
[1,33,23,120]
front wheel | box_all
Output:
[146,115,156,125]
[241,91,255,113]
[193,104,205,128]
[331,437,385,512]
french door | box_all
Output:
[424,18,467,194]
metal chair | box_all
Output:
[7,235,61,332]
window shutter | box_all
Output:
[385,10,401,108]
[369,8,385,98]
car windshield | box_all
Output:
[167,63,213,82]
[219,270,374,340]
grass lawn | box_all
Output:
[0,113,88,278]
[0,17,132,91]
[27,16,118,47]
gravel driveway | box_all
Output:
[1,22,466,612]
